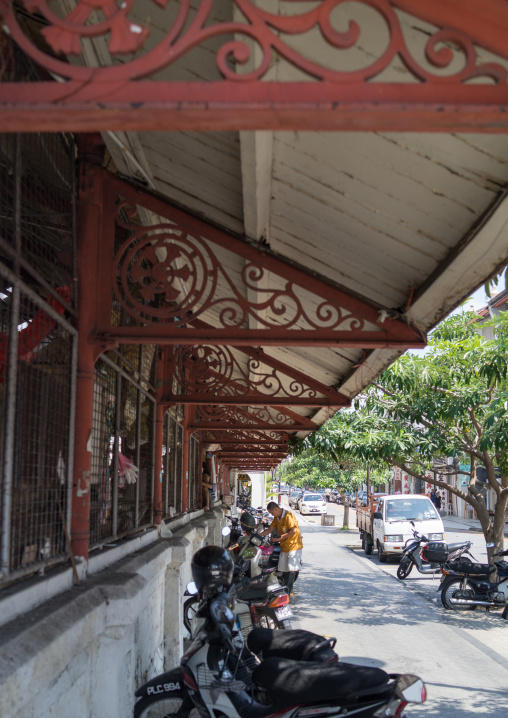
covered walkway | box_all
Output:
[1,1,508,715]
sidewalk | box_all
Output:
[442,513,508,537]
[292,518,508,717]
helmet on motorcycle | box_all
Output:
[191,545,234,592]
[240,512,257,531]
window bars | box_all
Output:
[90,351,156,548]
[0,277,76,583]
[0,126,76,586]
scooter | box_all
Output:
[136,582,426,718]
[440,548,508,613]
[184,528,293,637]
[396,523,475,580]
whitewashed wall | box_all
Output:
[0,508,225,718]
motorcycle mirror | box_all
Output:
[395,675,426,704]
[221,526,232,536]
[186,581,199,595]
[410,520,415,527]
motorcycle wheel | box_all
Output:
[183,596,200,634]
[134,695,194,718]
[397,557,413,579]
[441,578,477,611]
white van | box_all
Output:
[372,494,445,562]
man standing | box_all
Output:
[260,501,303,598]
[202,472,213,511]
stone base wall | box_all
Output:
[0,509,225,718]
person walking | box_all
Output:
[430,490,443,514]
[260,501,303,598]
[202,472,213,511]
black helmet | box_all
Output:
[191,545,234,591]
[240,512,257,531]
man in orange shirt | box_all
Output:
[260,501,303,597]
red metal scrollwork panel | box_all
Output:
[205,429,287,444]
[113,212,367,333]
[2,0,507,85]
[195,404,314,430]
[173,345,323,401]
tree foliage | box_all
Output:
[302,311,508,556]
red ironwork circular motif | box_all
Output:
[112,226,215,324]
[176,346,234,395]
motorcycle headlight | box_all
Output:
[428,533,444,541]
[384,534,403,542]
[250,535,262,546]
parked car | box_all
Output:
[298,493,327,515]
[289,491,302,509]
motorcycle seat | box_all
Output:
[237,581,286,602]
[252,657,390,706]
[447,560,495,575]
[247,627,338,662]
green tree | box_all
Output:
[278,449,371,528]
[305,311,508,560]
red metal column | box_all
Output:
[182,407,190,513]
[71,136,105,560]
[153,349,165,525]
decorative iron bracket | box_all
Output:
[83,168,425,349]
[161,342,350,407]
[2,0,508,132]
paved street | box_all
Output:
[285,502,508,717]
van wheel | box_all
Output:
[377,541,387,563]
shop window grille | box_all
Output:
[0,129,76,313]
[90,353,156,548]
[189,434,200,511]
[0,283,75,584]
[162,413,183,518]
[175,422,183,513]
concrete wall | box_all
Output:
[0,508,225,718]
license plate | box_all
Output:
[275,605,294,620]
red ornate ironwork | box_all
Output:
[167,344,348,406]
[95,171,424,349]
[113,214,366,333]
[192,404,315,431]
[204,430,287,444]
[2,0,507,85]
[195,404,314,429]
[3,0,508,132]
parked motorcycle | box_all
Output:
[136,545,426,718]
[439,548,508,613]
[397,524,475,579]
[184,527,292,637]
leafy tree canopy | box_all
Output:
[299,311,508,554]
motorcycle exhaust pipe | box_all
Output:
[449,598,494,606]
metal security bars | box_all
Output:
[0,277,76,583]
[89,350,156,548]
[161,413,182,518]
[189,434,200,511]
[0,122,76,586]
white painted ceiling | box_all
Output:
[96,1,508,440]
